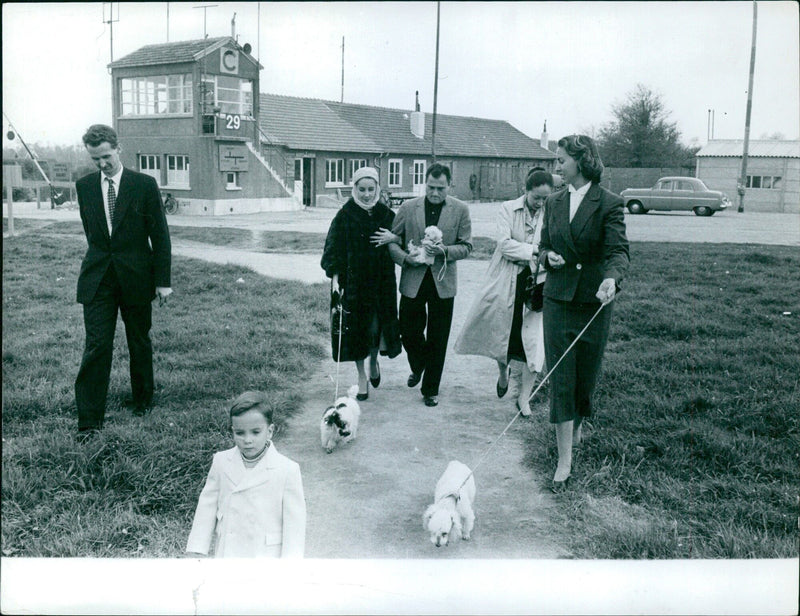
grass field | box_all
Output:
[522,242,800,558]
[2,228,329,556]
[2,224,798,558]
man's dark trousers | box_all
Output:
[399,268,454,398]
[75,266,153,430]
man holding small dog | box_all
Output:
[74,124,172,438]
[385,163,472,407]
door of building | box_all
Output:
[413,160,427,196]
[302,158,314,206]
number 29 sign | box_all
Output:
[225,114,241,130]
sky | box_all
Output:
[2,1,799,150]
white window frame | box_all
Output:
[120,74,192,117]
[138,154,162,186]
[349,159,367,184]
[225,171,241,190]
[746,174,782,190]
[388,159,402,187]
[325,159,345,187]
[166,155,190,189]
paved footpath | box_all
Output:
[6,203,799,246]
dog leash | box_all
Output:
[332,287,345,401]
[434,244,448,282]
[456,300,609,492]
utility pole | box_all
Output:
[340,36,345,103]
[431,1,441,161]
[738,0,758,213]
[166,2,169,42]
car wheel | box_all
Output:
[693,206,713,217]
[627,201,646,214]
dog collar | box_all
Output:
[438,492,460,503]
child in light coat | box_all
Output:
[186,391,306,558]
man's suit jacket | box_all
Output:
[388,195,473,299]
[186,445,307,558]
[76,168,171,305]
[538,183,629,303]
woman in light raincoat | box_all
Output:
[454,169,555,415]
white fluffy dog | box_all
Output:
[320,385,361,453]
[423,460,476,547]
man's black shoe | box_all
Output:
[423,396,439,407]
[132,404,152,417]
[407,372,422,388]
[76,428,100,443]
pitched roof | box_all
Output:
[696,139,800,158]
[259,93,554,159]
[109,37,261,69]
[258,94,382,153]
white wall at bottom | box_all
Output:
[176,196,303,216]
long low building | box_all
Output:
[696,140,799,213]
[108,36,554,215]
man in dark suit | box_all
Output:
[387,164,472,407]
[75,124,172,437]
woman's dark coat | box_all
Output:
[321,199,402,361]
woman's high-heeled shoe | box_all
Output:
[496,366,509,398]
[370,362,381,388]
[356,383,369,401]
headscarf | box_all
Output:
[351,166,381,210]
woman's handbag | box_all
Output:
[524,259,545,312]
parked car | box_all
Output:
[621,177,731,216]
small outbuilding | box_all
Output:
[695,139,800,213]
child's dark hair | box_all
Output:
[229,391,273,425]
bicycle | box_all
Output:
[161,192,179,215]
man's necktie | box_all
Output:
[107,178,116,229]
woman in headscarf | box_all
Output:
[539,134,630,492]
[321,166,401,400]
[454,168,555,416]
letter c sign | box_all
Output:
[220,49,239,74]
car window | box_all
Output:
[676,180,694,191]
[657,180,673,190]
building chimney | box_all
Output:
[410,91,425,139]
[231,12,236,40]
[540,120,548,150]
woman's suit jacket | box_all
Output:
[388,195,473,299]
[454,195,545,370]
[75,168,171,305]
[186,445,306,558]
[539,183,629,302]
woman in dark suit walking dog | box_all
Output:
[539,135,630,492]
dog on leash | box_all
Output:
[320,385,361,453]
[423,460,476,547]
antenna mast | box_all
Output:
[194,4,218,39]
[103,2,119,68]
[340,36,345,103]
